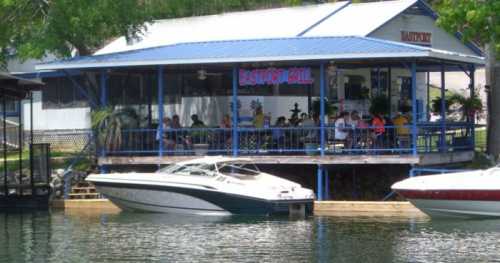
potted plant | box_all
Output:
[91,106,140,153]
[369,95,390,116]
[190,125,210,156]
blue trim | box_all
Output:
[232,66,239,157]
[319,63,325,157]
[157,66,164,161]
[411,61,417,156]
[426,71,430,121]
[297,1,351,37]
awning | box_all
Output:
[37,36,484,71]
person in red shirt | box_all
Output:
[371,113,386,150]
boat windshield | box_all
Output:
[217,162,260,178]
[157,163,217,177]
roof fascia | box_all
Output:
[36,52,433,71]
[296,1,351,37]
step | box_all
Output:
[68,193,101,199]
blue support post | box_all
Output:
[377,67,381,96]
[316,164,324,201]
[232,66,239,157]
[99,69,107,173]
[440,63,446,152]
[426,71,430,121]
[469,64,476,149]
[411,61,417,156]
[324,168,329,200]
[319,63,326,156]
[158,66,164,162]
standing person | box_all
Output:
[172,114,182,129]
[220,114,232,150]
[393,112,410,148]
[220,114,232,128]
[371,113,386,150]
[253,106,265,128]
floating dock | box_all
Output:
[51,199,427,217]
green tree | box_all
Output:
[0,0,303,67]
[436,0,500,159]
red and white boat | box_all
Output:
[392,165,500,218]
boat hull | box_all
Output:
[94,182,313,216]
[407,198,500,218]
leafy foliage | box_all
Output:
[436,0,500,53]
[431,92,483,121]
[91,106,140,152]
[369,96,390,116]
[0,0,303,68]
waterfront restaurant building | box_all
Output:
[34,0,483,199]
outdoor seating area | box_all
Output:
[109,113,474,157]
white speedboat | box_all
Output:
[392,165,500,218]
[86,157,315,216]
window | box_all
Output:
[42,77,88,109]
[344,75,367,100]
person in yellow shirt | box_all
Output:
[393,112,410,148]
[253,106,265,128]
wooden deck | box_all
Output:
[98,151,474,166]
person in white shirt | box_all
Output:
[334,112,351,140]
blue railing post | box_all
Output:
[316,164,324,201]
[158,66,164,162]
[319,62,326,156]
[469,64,476,150]
[232,66,239,157]
[411,61,417,156]
[440,63,446,152]
[99,69,107,173]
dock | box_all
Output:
[51,199,427,217]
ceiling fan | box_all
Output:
[197,69,223,80]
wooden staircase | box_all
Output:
[69,182,101,199]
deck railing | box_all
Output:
[102,122,474,156]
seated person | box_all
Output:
[334,111,351,141]
[156,117,176,152]
[272,116,287,147]
[191,114,205,128]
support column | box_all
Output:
[157,66,164,162]
[440,63,446,152]
[324,168,329,200]
[320,63,326,156]
[2,89,7,195]
[17,100,22,188]
[29,92,33,190]
[232,66,239,157]
[411,61,418,156]
[469,64,476,149]
[316,164,324,201]
[426,71,430,121]
[377,67,381,96]
[99,69,107,173]
[388,66,392,117]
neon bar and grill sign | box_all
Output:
[239,67,314,86]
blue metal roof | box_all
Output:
[37,36,483,70]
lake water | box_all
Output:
[1,210,500,262]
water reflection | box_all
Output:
[1,211,500,262]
